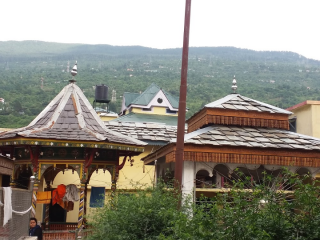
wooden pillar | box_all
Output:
[30,146,40,218]
[10,164,19,189]
[83,181,88,226]
[111,180,116,208]
[78,181,85,229]
[44,181,51,230]
[31,182,38,218]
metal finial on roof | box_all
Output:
[231,75,237,93]
[70,61,77,83]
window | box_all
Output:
[166,108,177,114]
[289,117,296,132]
[142,107,152,111]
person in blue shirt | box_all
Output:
[29,217,43,240]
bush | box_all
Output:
[87,182,188,240]
[87,170,320,240]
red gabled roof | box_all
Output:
[286,100,320,111]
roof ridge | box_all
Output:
[131,83,161,105]
[239,95,292,114]
[162,89,179,109]
[204,93,292,115]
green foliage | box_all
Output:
[87,182,187,240]
[87,170,320,240]
[1,41,320,128]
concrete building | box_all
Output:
[287,100,320,138]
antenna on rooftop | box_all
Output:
[70,61,77,83]
[40,77,44,90]
[231,75,237,93]
[111,89,116,102]
[67,61,70,72]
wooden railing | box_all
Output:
[42,223,78,240]
[43,230,76,240]
[47,222,78,230]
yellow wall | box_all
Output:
[131,106,178,116]
[85,170,112,218]
[290,105,313,137]
[0,128,12,132]
[97,112,118,122]
[290,103,320,138]
[99,115,118,121]
[38,150,156,223]
[117,145,157,189]
[90,145,158,190]
[311,104,320,138]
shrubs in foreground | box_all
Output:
[87,170,320,240]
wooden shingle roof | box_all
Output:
[205,94,292,115]
[111,112,178,126]
[0,83,146,146]
[105,121,178,145]
[183,125,320,150]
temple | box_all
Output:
[142,77,320,200]
[0,66,146,238]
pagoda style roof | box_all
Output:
[187,93,292,133]
[205,94,292,115]
[142,85,320,167]
[0,83,146,147]
[183,125,320,150]
[142,125,320,166]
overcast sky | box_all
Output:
[1,0,320,60]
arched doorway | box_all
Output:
[196,169,214,188]
[40,166,81,224]
[213,164,230,188]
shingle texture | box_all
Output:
[0,83,145,146]
[105,121,178,145]
[182,125,320,150]
[204,94,292,115]
[111,112,178,126]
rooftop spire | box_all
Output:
[69,61,77,83]
[231,75,237,93]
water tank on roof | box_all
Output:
[95,84,109,102]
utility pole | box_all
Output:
[174,0,192,193]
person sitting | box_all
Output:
[29,217,43,240]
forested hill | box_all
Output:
[1,40,320,128]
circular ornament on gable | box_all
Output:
[157,98,163,104]
[58,148,67,158]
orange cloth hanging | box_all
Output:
[52,184,66,209]
[36,191,52,204]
